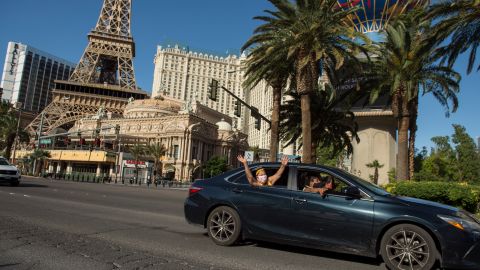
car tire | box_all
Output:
[380,224,438,270]
[207,206,241,246]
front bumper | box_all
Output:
[0,174,20,182]
[440,229,480,269]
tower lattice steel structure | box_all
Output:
[27,0,147,135]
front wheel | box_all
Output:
[380,224,438,270]
[207,206,241,246]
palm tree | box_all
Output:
[279,84,359,162]
[243,0,369,163]
[428,0,480,74]
[369,9,461,181]
[242,30,293,162]
[30,149,51,176]
[129,144,145,184]
[366,160,384,185]
[0,113,29,160]
[146,143,167,180]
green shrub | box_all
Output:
[385,181,480,213]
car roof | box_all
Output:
[247,162,337,171]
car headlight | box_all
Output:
[438,212,480,232]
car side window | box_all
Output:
[230,167,289,188]
[231,172,249,185]
[263,167,289,189]
[297,168,352,195]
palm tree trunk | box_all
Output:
[269,85,282,162]
[300,94,312,163]
[296,47,314,164]
[408,96,418,180]
[397,115,410,181]
[5,134,15,160]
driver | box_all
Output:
[237,154,288,186]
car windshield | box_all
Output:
[0,158,10,166]
[331,168,390,196]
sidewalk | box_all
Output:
[24,175,190,191]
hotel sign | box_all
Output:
[9,44,19,75]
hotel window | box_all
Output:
[173,145,179,159]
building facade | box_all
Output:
[15,97,248,182]
[1,42,75,112]
[152,45,248,131]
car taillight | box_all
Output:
[189,186,203,196]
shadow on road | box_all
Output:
[0,183,49,188]
[199,233,382,267]
[254,240,382,266]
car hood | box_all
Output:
[392,195,458,212]
[0,165,18,171]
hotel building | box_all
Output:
[1,42,75,112]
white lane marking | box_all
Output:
[102,195,106,197]
[9,193,15,195]
[53,189,58,192]
[23,194,30,198]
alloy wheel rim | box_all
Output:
[386,230,430,270]
[209,210,235,242]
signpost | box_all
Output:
[244,151,254,162]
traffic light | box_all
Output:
[255,116,261,130]
[114,124,120,135]
[208,79,218,101]
[234,100,241,117]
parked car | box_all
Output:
[0,157,21,186]
[184,162,480,270]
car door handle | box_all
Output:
[232,187,243,193]
[294,197,307,204]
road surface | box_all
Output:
[0,177,385,270]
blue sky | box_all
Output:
[1,0,478,150]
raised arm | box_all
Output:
[267,156,288,186]
[237,155,257,186]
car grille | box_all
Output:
[0,170,17,175]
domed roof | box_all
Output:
[216,118,232,131]
[124,97,182,118]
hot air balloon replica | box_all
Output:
[337,0,428,33]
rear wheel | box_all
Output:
[207,206,241,246]
[380,224,438,270]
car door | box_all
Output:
[291,166,375,253]
[227,165,298,241]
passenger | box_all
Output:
[237,154,288,186]
[304,175,334,196]
[303,175,321,192]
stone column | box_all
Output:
[67,162,73,175]
[109,164,114,176]
[96,163,101,177]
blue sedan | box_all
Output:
[184,162,480,270]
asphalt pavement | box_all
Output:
[0,177,386,270]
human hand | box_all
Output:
[237,155,247,164]
[281,155,288,166]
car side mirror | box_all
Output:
[343,186,361,198]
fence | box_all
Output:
[43,173,191,188]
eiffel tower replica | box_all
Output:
[27,0,147,135]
